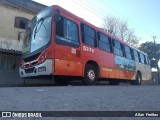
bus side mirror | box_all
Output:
[54,10,60,22]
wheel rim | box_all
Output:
[87,70,95,81]
[138,76,141,83]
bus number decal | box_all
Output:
[83,46,94,53]
[71,48,76,54]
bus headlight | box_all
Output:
[20,60,25,68]
[39,53,47,63]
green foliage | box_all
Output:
[139,42,160,68]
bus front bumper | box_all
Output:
[19,59,53,78]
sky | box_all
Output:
[33,0,160,44]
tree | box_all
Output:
[103,16,140,48]
[139,41,160,69]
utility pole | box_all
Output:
[153,36,156,44]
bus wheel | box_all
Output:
[53,76,69,86]
[131,72,141,85]
[83,64,98,85]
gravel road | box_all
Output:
[0,85,160,120]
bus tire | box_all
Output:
[54,76,69,86]
[131,72,141,85]
[83,64,98,85]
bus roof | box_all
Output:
[52,5,148,56]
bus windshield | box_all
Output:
[22,7,53,54]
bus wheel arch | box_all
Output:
[131,70,142,85]
[83,61,100,85]
[137,71,142,84]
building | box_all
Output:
[0,0,47,85]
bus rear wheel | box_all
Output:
[83,64,98,85]
[131,72,141,85]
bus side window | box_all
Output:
[130,48,135,60]
[139,53,145,64]
[56,16,79,47]
[56,17,63,36]
[124,45,132,60]
[144,55,147,65]
[133,50,139,62]
[113,40,123,57]
[98,32,112,53]
[81,24,96,47]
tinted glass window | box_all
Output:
[56,17,79,47]
[99,33,109,43]
[114,47,123,56]
[64,19,78,42]
[81,24,96,47]
[114,40,123,56]
[135,56,139,62]
[83,25,95,38]
[133,50,139,62]
[146,56,150,65]
[125,46,130,53]
[126,53,132,59]
[134,56,139,62]
[124,46,132,59]
[82,35,95,47]
[140,53,145,64]
[56,17,63,36]
[133,50,138,56]
[98,32,111,52]
[144,55,147,65]
[114,41,121,49]
[99,41,111,52]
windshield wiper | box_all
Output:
[34,18,44,39]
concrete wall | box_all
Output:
[0,52,21,85]
[0,2,46,85]
[0,0,47,14]
[0,4,34,51]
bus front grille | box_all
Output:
[25,67,35,74]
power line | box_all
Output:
[73,0,151,42]
[82,0,110,25]
[78,0,107,18]
[100,0,151,37]
[72,0,104,20]
[82,0,150,39]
